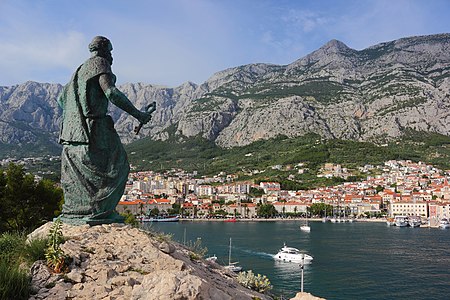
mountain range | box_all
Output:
[1,33,449,158]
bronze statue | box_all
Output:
[57,36,155,225]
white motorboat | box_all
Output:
[273,243,313,263]
[300,225,311,232]
[440,218,450,229]
[224,238,242,272]
[206,255,217,262]
[408,216,421,228]
[395,216,408,227]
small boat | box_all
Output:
[394,216,409,227]
[322,207,328,223]
[386,217,395,226]
[440,218,450,229]
[140,215,179,222]
[300,211,311,232]
[206,255,218,262]
[273,243,313,263]
[300,225,311,232]
[408,216,421,228]
[224,238,242,272]
[224,218,237,223]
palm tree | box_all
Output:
[242,204,248,218]
[139,203,144,216]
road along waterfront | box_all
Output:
[142,220,450,299]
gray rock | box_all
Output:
[28,222,270,300]
[158,241,176,254]
[2,33,450,155]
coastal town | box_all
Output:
[116,159,450,228]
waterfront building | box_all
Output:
[388,200,428,217]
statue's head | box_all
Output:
[89,36,113,64]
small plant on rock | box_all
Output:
[186,238,208,260]
[44,218,67,273]
[237,270,272,293]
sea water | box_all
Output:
[142,221,450,299]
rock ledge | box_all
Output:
[27,222,272,300]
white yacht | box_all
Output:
[395,216,409,227]
[408,216,421,228]
[300,225,311,232]
[300,212,311,232]
[440,218,450,229]
[224,238,242,272]
[273,243,313,263]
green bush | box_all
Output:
[120,211,139,226]
[24,238,48,264]
[0,259,30,300]
[0,232,24,263]
[186,238,208,260]
[237,270,272,293]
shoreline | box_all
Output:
[178,217,387,223]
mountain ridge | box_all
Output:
[1,33,450,158]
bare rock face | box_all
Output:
[2,33,450,156]
[27,222,271,300]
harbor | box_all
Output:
[144,220,450,299]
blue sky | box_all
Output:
[1,0,449,87]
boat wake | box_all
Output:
[241,249,274,259]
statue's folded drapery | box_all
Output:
[58,56,128,225]
[60,116,129,222]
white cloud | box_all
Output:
[283,9,329,33]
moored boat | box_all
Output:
[206,255,218,262]
[386,217,395,226]
[439,218,450,229]
[300,225,311,232]
[139,215,179,222]
[224,218,237,223]
[225,238,242,272]
[408,216,421,228]
[394,216,409,227]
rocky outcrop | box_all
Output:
[27,222,272,300]
[1,33,450,156]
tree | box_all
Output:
[150,207,160,216]
[0,163,63,233]
[257,204,277,218]
[248,187,264,197]
[309,203,334,217]
[168,203,181,215]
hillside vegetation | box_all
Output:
[125,131,450,189]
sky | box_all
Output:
[1,0,449,87]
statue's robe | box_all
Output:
[58,56,128,225]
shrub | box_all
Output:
[0,258,29,300]
[120,211,139,226]
[0,232,24,263]
[186,238,208,260]
[24,238,48,264]
[237,270,272,293]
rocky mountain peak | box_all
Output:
[1,33,450,157]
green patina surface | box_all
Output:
[57,36,155,225]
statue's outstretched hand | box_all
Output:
[137,111,153,124]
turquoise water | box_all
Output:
[142,221,450,299]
